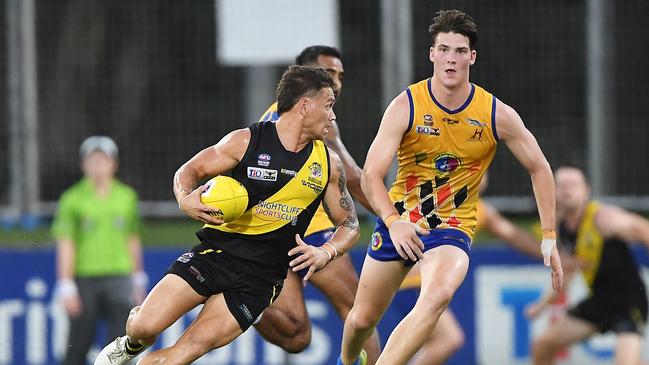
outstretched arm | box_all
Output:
[289,151,360,283]
[596,205,649,248]
[496,100,563,291]
[173,128,250,225]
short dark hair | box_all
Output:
[295,45,342,66]
[276,65,334,115]
[429,9,478,49]
[555,164,590,183]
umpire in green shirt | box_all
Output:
[52,136,147,365]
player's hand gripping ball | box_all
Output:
[200,176,249,223]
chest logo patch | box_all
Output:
[433,153,462,175]
[247,166,278,181]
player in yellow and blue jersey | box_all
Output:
[338,10,563,365]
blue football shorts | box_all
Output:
[367,217,471,266]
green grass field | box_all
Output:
[0,215,539,249]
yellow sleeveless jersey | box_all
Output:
[390,79,498,239]
[199,122,330,279]
[258,101,334,236]
[560,200,646,299]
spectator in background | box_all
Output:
[52,136,147,365]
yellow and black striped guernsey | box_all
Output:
[560,201,646,299]
[259,101,334,236]
[199,122,330,280]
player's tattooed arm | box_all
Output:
[319,151,360,258]
[336,157,359,231]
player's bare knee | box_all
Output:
[348,309,380,332]
[417,287,454,314]
[126,314,160,341]
[282,329,312,353]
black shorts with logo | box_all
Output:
[568,294,648,335]
[166,241,283,331]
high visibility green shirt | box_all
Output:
[52,178,140,277]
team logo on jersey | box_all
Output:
[257,153,272,166]
[371,232,383,251]
[467,118,485,127]
[434,153,462,175]
[416,126,440,136]
[468,128,485,141]
[423,114,434,126]
[247,167,277,181]
[177,252,194,263]
[443,117,460,125]
[309,162,323,179]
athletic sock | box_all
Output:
[125,338,145,355]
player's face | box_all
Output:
[306,87,336,140]
[82,151,117,183]
[313,55,344,98]
[555,168,590,213]
[429,32,476,88]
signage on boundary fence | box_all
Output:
[2,246,649,365]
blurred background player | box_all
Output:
[339,9,563,365]
[255,45,380,363]
[94,66,361,365]
[52,136,146,365]
[528,165,649,365]
[398,172,542,364]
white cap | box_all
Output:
[79,136,118,160]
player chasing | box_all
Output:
[93,65,360,365]
[255,45,380,364]
[337,9,563,365]
[528,165,649,365]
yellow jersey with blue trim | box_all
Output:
[258,102,335,237]
[389,79,499,239]
[199,121,330,280]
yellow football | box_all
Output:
[200,176,249,223]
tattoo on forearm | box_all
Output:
[337,158,347,195]
[334,157,359,231]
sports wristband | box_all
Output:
[323,242,338,258]
[318,246,332,261]
[542,228,556,240]
[132,271,149,288]
[55,279,78,298]
[541,238,556,266]
[383,212,400,228]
